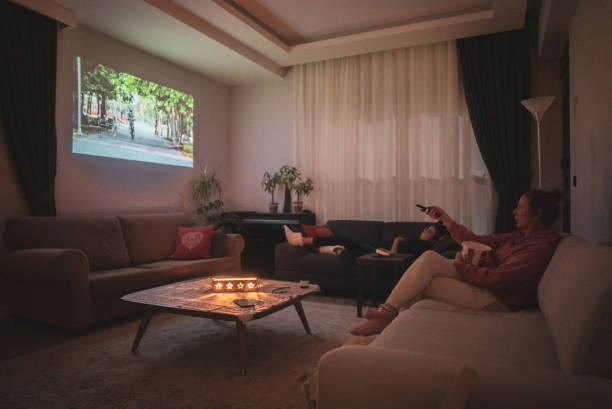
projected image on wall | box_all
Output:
[72,57,194,168]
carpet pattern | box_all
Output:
[0,298,361,409]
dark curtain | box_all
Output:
[0,2,58,216]
[457,29,531,233]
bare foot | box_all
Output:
[284,225,304,246]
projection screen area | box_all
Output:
[72,57,194,168]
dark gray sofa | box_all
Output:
[274,220,459,292]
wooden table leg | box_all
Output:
[357,265,365,317]
[294,301,311,334]
[236,320,247,375]
[131,309,153,352]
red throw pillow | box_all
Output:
[172,225,214,260]
[302,224,333,237]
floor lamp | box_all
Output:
[521,96,555,189]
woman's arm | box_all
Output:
[424,206,513,249]
[389,236,405,255]
[454,234,559,291]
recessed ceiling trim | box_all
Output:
[144,0,286,78]
[213,0,293,52]
[292,7,495,51]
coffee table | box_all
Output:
[122,277,320,375]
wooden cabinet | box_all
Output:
[228,211,316,276]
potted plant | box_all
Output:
[292,177,313,213]
[278,165,300,213]
[261,171,281,213]
[192,167,241,232]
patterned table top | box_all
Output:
[122,277,320,323]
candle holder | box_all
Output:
[211,276,259,293]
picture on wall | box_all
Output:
[71,56,194,168]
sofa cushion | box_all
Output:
[171,225,214,260]
[90,257,234,296]
[537,235,612,377]
[118,213,189,264]
[298,253,354,275]
[372,307,560,372]
[210,229,226,258]
[410,299,524,314]
[302,224,334,237]
[327,220,384,248]
[3,216,131,271]
[275,242,312,271]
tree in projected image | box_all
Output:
[73,57,194,163]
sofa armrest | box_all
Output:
[275,242,311,272]
[1,248,90,282]
[0,248,92,328]
[224,234,245,271]
[316,345,467,409]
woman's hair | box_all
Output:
[432,221,450,240]
[523,189,564,227]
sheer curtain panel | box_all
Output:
[294,41,492,232]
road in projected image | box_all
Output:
[73,119,191,167]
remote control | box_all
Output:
[416,204,441,217]
[234,298,255,308]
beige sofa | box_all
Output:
[0,213,245,329]
[314,234,612,408]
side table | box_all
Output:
[356,253,413,317]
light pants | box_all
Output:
[386,250,501,310]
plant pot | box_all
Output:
[268,203,278,214]
[291,202,303,213]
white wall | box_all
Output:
[225,73,295,213]
[569,0,612,244]
[54,27,229,216]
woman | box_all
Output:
[350,190,563,337]
[385,222,457,256]
[283,222,455,262]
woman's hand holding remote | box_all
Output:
[424,206,455,230]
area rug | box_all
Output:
[0,298,361,409]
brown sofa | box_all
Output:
[0,213,245,329]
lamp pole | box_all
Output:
[520,96,555,190]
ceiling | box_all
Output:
[54,0,528,86]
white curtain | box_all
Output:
[294,40,493,232]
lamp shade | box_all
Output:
[521,96,555,119]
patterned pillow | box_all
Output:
[302,224,334,237]
[171,225,214,259]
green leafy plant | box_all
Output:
[278,165,300,212]
[191,168,241,232]
[293,177,314,203]
[261,171,280,203]
[278,165,300,190]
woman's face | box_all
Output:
[419,226,436,241]
[513,195,541,230]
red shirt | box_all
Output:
[449,223,560,310]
